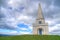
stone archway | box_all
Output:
[38,28,43,35]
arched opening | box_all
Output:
[38,28,43,35]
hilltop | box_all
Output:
[0,35,60,40]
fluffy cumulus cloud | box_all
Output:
[0,0,60,35]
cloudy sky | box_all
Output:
[0,0,60,35]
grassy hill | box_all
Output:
[0,35,60,40]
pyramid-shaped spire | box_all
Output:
[37,3,44,19]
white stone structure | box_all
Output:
[33,4,48,35]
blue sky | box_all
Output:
[0,0,60,35]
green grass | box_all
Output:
[0,35,60,40]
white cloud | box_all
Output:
[19,28,28,30]
[20,31,31,34]
[0,28,31,35]
[46,20,55,26]
[49,24,60,33]
[17,15,29,21]
[0,29,18,35]
[8,0,21,8]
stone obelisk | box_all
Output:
[33,4,48,35]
